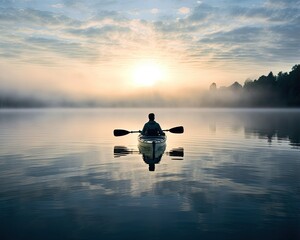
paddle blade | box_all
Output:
[169,126,184,134]
[169,147,184,157]
[114,129,130,137]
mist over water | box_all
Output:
[0,108,299,240]
[0,87,205,107]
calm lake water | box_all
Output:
[0,108,299,240]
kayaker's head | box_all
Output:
[148,113,155,121]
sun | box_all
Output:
[132,60,164,87]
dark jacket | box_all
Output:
[141,120,165,136]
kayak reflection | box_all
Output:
[138,136,166,171]
[113,146,184,171]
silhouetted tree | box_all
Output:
[206,64,300,107]
[288,64,300,106]
[209,82,217,91]
[229,82,242,91]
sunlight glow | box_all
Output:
[132,61,165,87]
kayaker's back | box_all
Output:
[142,121,164,136]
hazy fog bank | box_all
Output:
[1,64,299,108]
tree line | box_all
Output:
[204,64,300,107]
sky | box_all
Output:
[0,0,299,103]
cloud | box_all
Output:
[63,0,117,8]
[0,0,13,7]
[0,0,299,71]
[268,21,300,61]
[266,0,300,7]
[188,3,215,22]
[200,26,263,44]
[91,10,127,22]
[51,4,64,9]
[0,7,89,63]
[0,7,80,27]
[157,1,300,65]
[22,36,100,63]
[66,25,131,38]
[230,5,300,23]
[178,7,190,15]
[150,8,159,14]
[62,0,128,12]
[154,19,200,34]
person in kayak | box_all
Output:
[141,113,165,136]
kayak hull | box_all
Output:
[138,135,166,160]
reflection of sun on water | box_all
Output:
[132,60,165,87]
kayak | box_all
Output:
[138,135,166,150]
[138,134,166,160]
[138,134,167,171]
[114,127,183,171]
[138,134,166,145]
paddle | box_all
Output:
[113,129,140,137]
[163,126,184,134]
[113,126,184,137]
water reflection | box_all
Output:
[242,110,300,147]
[114,146,184,171]
[1,109,300,240]
[167,147,184,159]
[114,146,138,157]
